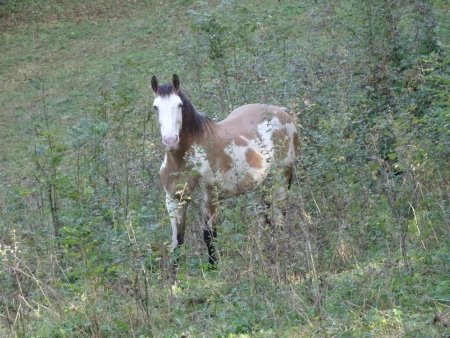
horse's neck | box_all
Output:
[164,137,199,170]
[164,147,189,171]
[165,121,219,170]
[172,124,221,166]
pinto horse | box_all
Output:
[151,74,298,266]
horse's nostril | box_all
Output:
[163,135,179,146]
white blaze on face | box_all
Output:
[153,94,183,150]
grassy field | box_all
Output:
[1,0,449,337]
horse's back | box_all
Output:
[218,104,297,155]
[220,103,292,125]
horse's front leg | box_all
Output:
[203,188,218,266]
[165,193,187,263]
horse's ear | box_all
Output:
[150,76,158,93]
[172,74,180,92]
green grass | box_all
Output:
[1,0,449,337]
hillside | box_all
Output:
[0,0,449,336]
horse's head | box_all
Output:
[151,74,183,150]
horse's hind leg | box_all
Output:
[202,188,218,266]
[263,165,293,280]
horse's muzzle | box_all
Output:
[163,134,179,149]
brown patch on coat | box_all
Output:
[273,109,292,125]
[219,150,233,173]
[245,148,263,169]
[234,136,248,146]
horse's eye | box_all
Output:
[178,103,183,109]
[153,105,158,111]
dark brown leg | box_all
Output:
[203,228,218,265]
[203,188,218,267]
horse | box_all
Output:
[151,74,299,266]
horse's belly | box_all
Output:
[219,166,269,194]
[217,138,277,194]
[190,144,272,194]
[220,147,272,194]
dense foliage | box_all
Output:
[0,0,448,336]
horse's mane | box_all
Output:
[158,84,214,142]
